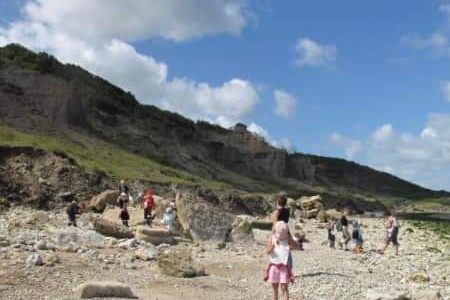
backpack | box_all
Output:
[335,219,343,231]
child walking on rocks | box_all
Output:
[264,221,294,300]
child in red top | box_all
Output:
[143,189,155,225]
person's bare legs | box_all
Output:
[280,283,289,300]
[272,283,279,300]
[395,244,399,255]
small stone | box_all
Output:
[26,253,44,267]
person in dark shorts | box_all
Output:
[66,200,80,227]
[381,210,399,255]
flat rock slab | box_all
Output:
[73,281,138,299]
[135,226,176,246]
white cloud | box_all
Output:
[274,89,297,119]
[401,32,449,53]
[401,4,450,56]
[0,0,261,127]
[294,37,337,68]
[441,80,450,102]
[22,0,249,43]
[330,133,362,160]
[333,114,450,190]
[372,124,395,144]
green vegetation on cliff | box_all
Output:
[0,126,229,188]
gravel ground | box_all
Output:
[0,208,448,300]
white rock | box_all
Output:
[26,253,44,267]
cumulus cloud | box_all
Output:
[274,89,297,119]
[330,133,362,160]
[294,37,337,68]
[401,32,449,53]
[332,114,450,190]
[441,80,450,102]
[0,0,262,127]
[372,124,395,144]
[401,4,450,56]
[22,0,249,43]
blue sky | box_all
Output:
[1,0,450,190]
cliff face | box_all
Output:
[0,44,445,203]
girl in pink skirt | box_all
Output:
[264,221,294,300]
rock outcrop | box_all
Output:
[176,191,235,243]
[88,190,119,212]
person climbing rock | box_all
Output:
[381,210,400,255]
[264,221,294,300]
[66,200,80,227]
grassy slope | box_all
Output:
[0,126,230,188]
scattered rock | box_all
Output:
[409,272,430,283]
[26,253,44,267]
[412,290,441,300]
[366,287,411,300]
[73,281,138,299]
[158,245,206,278]
[118,238,138,249]
[53,227,105,246]
[135,246,159,261]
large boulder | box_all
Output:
[249,219,273,231]
[316,210,327,222]
[230,215,254,243]
[300,195,323,211]
[366,287,411,300]
[73,282,138,299]
[91,217,134,239]
[158,245,206,278]
[102,206,144,227]
[176,192,235,243]
[325,209,341,220]
[135,226,176,246]
[302,208,319,219]
[88,190,120,212]
[53,227,105,246]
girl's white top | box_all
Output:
[269,236,290,265]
